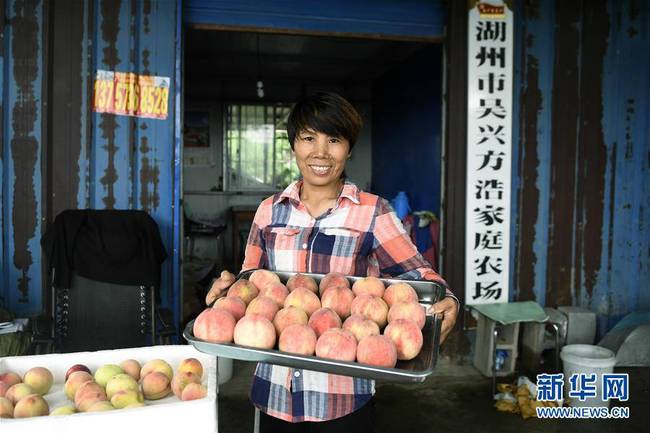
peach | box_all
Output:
[5,383,34,404]
[193,307,236,344]
[86,401,115,412]
[106,374,139,399]
[64,371,94,400]
[248,269,281,291]
[140,359,174,382]
[50,405,76,416]
[94,364,124,388]
[124,401,146,409]
[351,294,389,328]
[384,319,423,361]
[120,359,142,381]
[178,358,204,380]
[260,282,290,306]
[111,389,144,409]
[141,371,171,400]
[234,314,276,349]
[226,279,259,304]
[273,306,309,335]
[383,282,418,307]
[284,287,321,316]
[321,286,354,319]
[13,394,49,418]
[75,381,107,411]
[0,396,13,418]
[0,381,9,398]
[0,372,22,388]
[319,272,350,295]
[246,296,279,322]
[352,276,385,298]
[279,324,317,355]
[315,328,357,361]
[214,296,247,321]
[388,302,426,329]
[181,382,207,401]
[342,314,380,341]
[286,273,318,293]
[356,335,398,368]
[171,371,201,398]
[65,364,91,381]
[308,308,342,337]
[22,367,53,395]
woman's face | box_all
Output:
[293,128,350,188]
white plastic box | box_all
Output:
[0,345,221,433]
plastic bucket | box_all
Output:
[560,344,616,407]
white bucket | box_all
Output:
[560,344,617,407]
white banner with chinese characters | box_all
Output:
[465,1,513,305]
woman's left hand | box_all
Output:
[427,297,459,343]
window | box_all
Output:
[225,104,300,191]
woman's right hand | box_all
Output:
[205,270,236,306]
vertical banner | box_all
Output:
[465,1,513,305]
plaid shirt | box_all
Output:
[243,180,454,423]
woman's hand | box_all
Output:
[205,270,236,306]
[427,297,459,343]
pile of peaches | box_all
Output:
[194,270,427,368]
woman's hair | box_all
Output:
[287,92,363,151]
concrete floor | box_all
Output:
[215,358,649,433]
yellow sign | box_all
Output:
[93,70,170,120]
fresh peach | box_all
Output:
[342,314,380,341]
[286,273,318,293]
[0,381,9,398]
[308,308,342,337]
[193,307,236,344]
[388,302,426,329]
[13,394,49,418]
[141,371,171,400]
[226,279,259,304]
[74,381,107,412]
[384,319,423,361]
[140,359,174,381]
[356,335,398,367]
[119,359,142,382]
[0,372,22,388]
[279,324,317,355]
[49,405,76,416]
[284,287,321,316]
[273,306,309,335]
[65,364,91,382]
[248,270,281,291]
[106,374,139,399]
[64,371,94,400]
[246,296,279,322]
[321,286,354,319]
[171,371,201,398]
[111,389,144,409]
[351,294,389,328]
[234,314,276,349]
[181,382,207,401]
[319,272,350,295]
[86,401,115,412]
[94,364,124,388]
[315,328,357,361]
[22,367,53,395]
[0,396,13,418]
[352,277,385,298]
[214,296,247,321]
[260,282,290,306]
[178,358,204,380]
[5,383,34,404]
[383,282,418,307]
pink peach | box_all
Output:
[388,302,426,329]
[13,394,49,418]
[178,358,204,380]
[227,279,259,304]
[342,314,380,341]
[357,335,398,367]
[248,270,281,291]
[321,286,354,319]
[181,382,207,401]
[0,372,22,388]
[284,287,321,316]
[193,307,236,343]
[315,328,357,361]
[279,324,317,355]
[260,282,289,306]
[273,307,309,335]
[246,296,279,322]
[352,276,385,298]
[351,294,389,328]
[383,282,419,307]
[286,273,318,293]
[319,272,350,296]
[308,308,342,338]
[233,314,276,349]
[171,371,201,398]
[0,396,13,418]
[5,383,34,404]
[214,296,247,321]
[384,319,423,361]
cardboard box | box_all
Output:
[0,345,217,433]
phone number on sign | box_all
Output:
[93,71,169,120]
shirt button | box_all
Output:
[294,371,301,378]
[302,243,308,249]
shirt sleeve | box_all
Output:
[372,198,459,306]
[240,201,272,273]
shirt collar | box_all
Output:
[279,180,361,206]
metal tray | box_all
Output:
[184,270,446,383]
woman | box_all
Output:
[205,92,458,432]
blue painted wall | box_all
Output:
[371,44,443,216]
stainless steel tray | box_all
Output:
[184,270,446,383]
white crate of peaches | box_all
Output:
[189,270,442,381]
